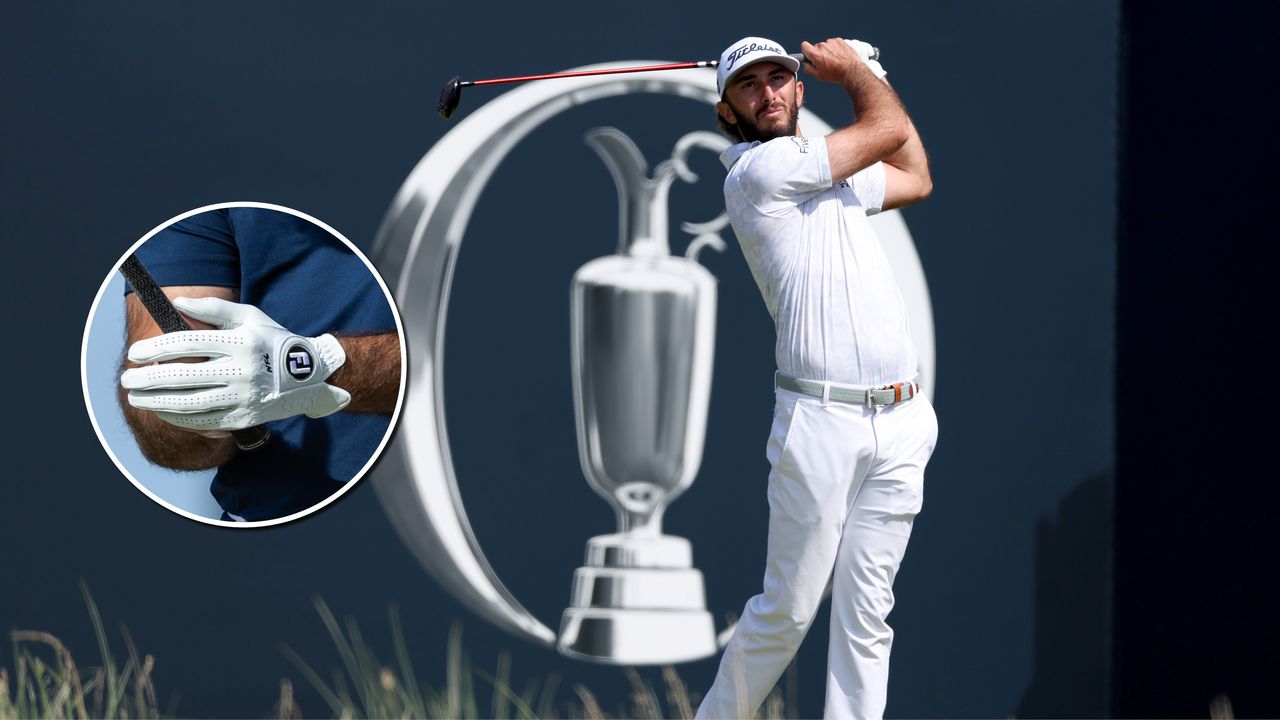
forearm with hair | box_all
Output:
[824,60,910,181]
[874,77,932,208]
[328,332,402,414]
[117,362,240,471]
[846,59,910,147]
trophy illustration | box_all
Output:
[557,127,730,664]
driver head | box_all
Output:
[438,76,462,119]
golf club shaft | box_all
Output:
[440,51,816,119]
[463,60,716,88]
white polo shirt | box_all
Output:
[721,135,917,387]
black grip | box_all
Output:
[120,254,270,451]
[121,256,191,333]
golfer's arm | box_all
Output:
[119,286,241,471]
[878,79,932,210]
[328,332,402,414]
[825,59,910,184]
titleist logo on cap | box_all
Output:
[724,41,785,70]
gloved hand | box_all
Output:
[121,297,350,431]
[845,38,887,80]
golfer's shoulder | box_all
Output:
[726,138,815,203]
[723,140,771,187]
[734,137,824,177]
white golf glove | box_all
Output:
[122,297,350,431]
[845,38,887,80]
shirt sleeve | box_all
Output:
[728,135,832,212]
[129,209,241,292]
[849,161,887,215]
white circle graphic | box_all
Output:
[81,202,407,528]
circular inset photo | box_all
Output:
[81,202,406,527]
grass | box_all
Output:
[3,588,811,719]
[5,590,1241,718]
[1,583,158,720]
[281,597,797,719]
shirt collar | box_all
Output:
[720,141,760,170]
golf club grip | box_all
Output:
[787,46,878,65]
[119,254,270,451]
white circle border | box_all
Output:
[80,201,408,529]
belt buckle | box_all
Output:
[868,386,889,408]
[872,382,912,408]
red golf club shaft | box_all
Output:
[439,52,810,119]
[463,60,716,88]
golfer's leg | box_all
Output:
[825,397,937,720]
[698,393,861,719]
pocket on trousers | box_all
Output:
[766,400,839,525]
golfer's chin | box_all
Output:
[744,122,795,143]
[736,114,794,143]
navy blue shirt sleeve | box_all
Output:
[131,209,241,290]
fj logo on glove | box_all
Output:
[286,346,314,380]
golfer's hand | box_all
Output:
[800,38,864,83]
[844,38,887,80]
[121,297,350,431]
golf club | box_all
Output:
[438,52,815,119]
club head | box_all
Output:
[438,76,462,119]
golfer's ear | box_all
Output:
[716,101,737,126]
[796,80,804,107]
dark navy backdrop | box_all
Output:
[3,2,1119,717]
[1115,1,1278,716]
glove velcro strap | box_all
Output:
[311,334,347,376]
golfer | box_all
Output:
[696,36,936,719]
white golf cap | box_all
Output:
[716,36,801,97]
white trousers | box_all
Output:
[696,386,938,720]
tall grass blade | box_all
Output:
[574,684,605,720]
[90,667,104,718]
[784,658,798,720]
[662,665,693,720]
[79,581,122,718]
[763,687,785,719]
[536,672,560,720]
[445,622,464,719]
[342,615,378,713]
[388,605,425,716]
[1210,694,1235,720]
[313,599,363,703]
[9,629,90,719]
[281,642,348,717]
[625,667,663,719]
[30,656,52,717]
[491,652,510,719]
[475,666,537,719]
[273,678,303,720]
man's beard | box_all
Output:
[736,102,800,143]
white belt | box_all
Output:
[775,373,921,408]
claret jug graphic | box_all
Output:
[557,127,727,664]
